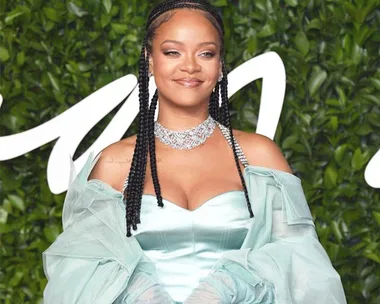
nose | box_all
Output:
[179,55,201,74]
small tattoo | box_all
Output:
[105,157,163,167]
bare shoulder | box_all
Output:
[88,135,137,189]
[235,130,293,174]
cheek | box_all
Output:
[203,59,220,78]
[151,60,173,90]
[152,56,175,76]
[211,63,220,78]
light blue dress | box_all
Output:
[42,138,347,303]
[127,189,252,303]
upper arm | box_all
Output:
[88,138,136,191]
[238,132,293,174]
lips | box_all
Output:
[174,78,203,88]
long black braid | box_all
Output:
[209,80,220,121]
[124,0,253,237]
[220,61,253,218]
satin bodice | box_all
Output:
[129,190,252,303]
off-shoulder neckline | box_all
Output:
[244,164,300,180]
[86,150,299,180]
[85,161,301,201]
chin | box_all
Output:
[173,98,205,107]
[158,87,209,105]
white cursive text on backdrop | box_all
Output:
[0,52,377,192]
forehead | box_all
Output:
[154,9,220,45]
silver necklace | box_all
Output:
[154,115,217,150]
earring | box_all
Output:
[218,74,223,82]
[148,71,153,77]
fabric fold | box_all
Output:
[184,258,275,304]
[43,152,173,304]
[190,167,347,304]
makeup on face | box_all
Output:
[174,77,204,88]
[150,9,221,105]
[159,40,218,89]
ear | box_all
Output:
[149,57,154,74]
[145,49,154,73]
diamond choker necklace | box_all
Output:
[154,115,217,150]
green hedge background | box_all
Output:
[1,0,379,302]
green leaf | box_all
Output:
[285,0,298,7]
[9,271,24,287]
[0,46,10,62]
[342,33,352,53]
[308,67,327,97]
[295,31,310,56]
[78,63,93,72]
[324,164,338,189]
[352,42,363,65]
[103,0,112,13]
[126,34,138,42]
[8,195,25,212]
[44,224,61,243]
[257,21,276,38]
[47,72,60,91]
[373,211,380,227]
[282,134,299,149]
[355,123,373,136]
[363,252,380,264]
[111,23,128,34]
[329,116,338,131]
[16,52,25,66]
[3,199,13,214]
[326,98,343,107]
[335,85,347,106]
[213,0,228,7]
[43,7,62,22]
[0,208,8,224]
[306,18,322,31]
[370,78,380,91]
[5,9,25,24]
[335,144,348,163]
[351,148,369,171]
[247,35,258,54]
[68,2,88,17]
[331,220,343,243]
[326,243,340,262]
[367,112,380,127]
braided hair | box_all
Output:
[124,0,253,237]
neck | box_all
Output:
[155,103,210,131]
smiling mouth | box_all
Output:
[174,79,203,88]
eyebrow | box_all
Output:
[160,40,217,47]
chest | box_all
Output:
[143,153,247,211]
[121,128,249,211]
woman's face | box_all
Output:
[149,9,222,109]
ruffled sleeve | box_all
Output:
[42,152,174,304]
[185,167,347,304]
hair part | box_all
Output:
[124,0,253,238]
[145,8,225,57]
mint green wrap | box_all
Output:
[43,151,347,303]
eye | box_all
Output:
[163,51,180,56]
[201,52,215,58]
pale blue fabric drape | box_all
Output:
[183,167,347,303]
[42,151,347,303]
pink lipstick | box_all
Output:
[174,78,203,88]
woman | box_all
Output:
[43,0,347,303]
